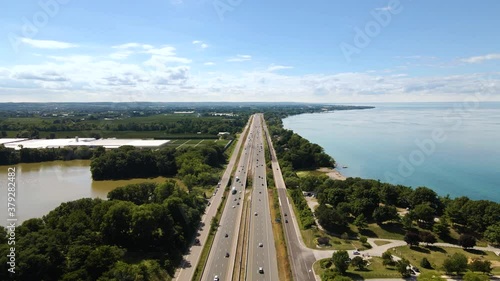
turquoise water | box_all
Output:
[283,102,500,202]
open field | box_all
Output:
[2,130,218,139]
[166,139,230,149]
[393,245,500,274]
[314,257,403,279]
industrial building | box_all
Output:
[1,137,170,150]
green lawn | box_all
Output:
[301,228,364,251]
[373,240,392,246]
[393,245,500,274]
[314,257,403,280]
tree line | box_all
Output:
[0,145,93,165]
[0,180,204,281]
[90,143,226,190]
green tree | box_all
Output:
[84,245,125,280]
[332,250,350,275]
[442,253,467,275]
[373,205,399,225]
[353,214,368,229]
[419,231,437,246]
[468,259,492,274]
[458,234,476,249]
[404,231,421,246]
[395,258,411,277]
[433,216,450,238]
[410,203,436,225]
[382,251,394,267]
[401,214,413,230]
[350,256,368,270]
[484,223,500,246]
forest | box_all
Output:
[0,180,204,281]
[90,143,226,189]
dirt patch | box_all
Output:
[317,167,347,180]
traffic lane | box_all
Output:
[277,184,316,281]
[203,119,256,281]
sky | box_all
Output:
[1,0,499,103]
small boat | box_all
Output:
[342,165,348,168]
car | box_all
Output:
[258,243,263,247]
[214,275,219,281]
[259,191,261,194]
[258,267,264,274]
[353,251,360,255]
[232,205,235,208]
[237,202,240,205]
[254,212,258,216]
[225,233,228,238]
[234,198,237,201]
[225,252,230,258]
[194,238,200,245]
[284,213,287,216]
[285,219,288,223]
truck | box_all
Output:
[231,186,237,195]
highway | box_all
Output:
[202,115,258,281]
[245,114,279,281]
[262,115,317,281]
[174,115,252,281]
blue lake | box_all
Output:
[283,102,500,202]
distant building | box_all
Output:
[174,111,195,114]
[2,137,170,150]
[217,132,231,139]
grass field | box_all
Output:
[393,245,500,275]
[314,257,403,279]
[165,139,230,149]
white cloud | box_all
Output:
[227,54,252,62]
[461,53,500,64]
[20,38,78,49]
[267,64,293,72]
[204,62,215,66]
[192,40,209,49]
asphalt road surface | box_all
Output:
[174,116,252,281]
[202,115,259,281]
[262,115,317,281]
[245,114,279,281]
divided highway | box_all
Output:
[202,115,258,281]
[174,116,252,281]
[245,114,279,281]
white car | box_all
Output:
[258,267,264,274]
[258,243,263,247]
[214,275,219,281]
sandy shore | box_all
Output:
[317,167,347,181]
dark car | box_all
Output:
[225,252,229,258]
[285,220,288,223]
[225,233,228,238]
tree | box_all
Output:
[353,214,368,229]
[419,231,437,246]
[373,205,399,225]
[468,259,492,274]
[350,256,367,270]
[359,236,367,244]
[442,253,467,275]
[395,258,411,277]
[420,257,432,269]
[382,251,394,267]
[463,272,489,281]
[433,216,450,238]
[332,250,350,275]
[484,223,500,246]
[410,203,436,225]
[401,214,413,230]
[458,234,476,249]
[404,231,421,246]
